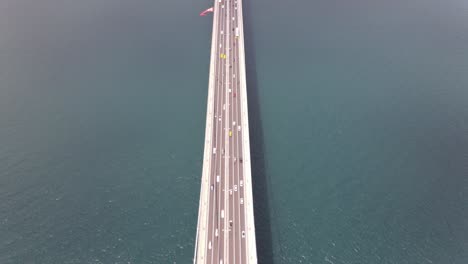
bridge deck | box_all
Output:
[194,0,257,263]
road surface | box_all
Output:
[194,0,257,263]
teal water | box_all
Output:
[1,0,467,263]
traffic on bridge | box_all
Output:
[194,0,257,263]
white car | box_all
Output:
[240,180,243,187]
[238,125,241,131]
[240,198,243,204]
[211,184,214,191]
[234,185,238,192]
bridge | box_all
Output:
[194,0,257,263]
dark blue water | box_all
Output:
[1,0,467,263]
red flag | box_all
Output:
[200,7,214,16]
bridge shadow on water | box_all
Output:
[243,3,275,263]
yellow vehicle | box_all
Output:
[229,130,232,137]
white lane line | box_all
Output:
[219,3,228,263]
[220,3,226,262]
[233,12,243,263]
[210,4,224,264]
[213,3,225,263]
[230,4,236,263]
[224,0,230,261]
[224,3,229,260]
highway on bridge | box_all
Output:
[194,0,257,263]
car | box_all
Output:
[242,231,245,238]
[217,175,220,182]
[215,229,219,237]
[233,121,236,126]
[222,149,225,155]
[240,198,244,204]
[209,241,212,250]
[229,131,232,137]
[238,125,241,131]
[240,180,243,187]
[229,220,233,227]
[221,210,224,218]
[233,92,236,97]
[229,189,232,195]
[239,158,243,163]
[234,185,238,191]
[211,184,214,191]
[213,148,217,154]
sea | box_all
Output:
[0,0,467,263]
